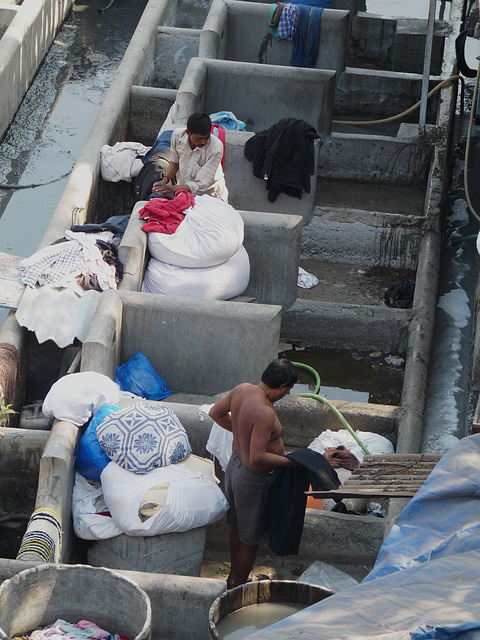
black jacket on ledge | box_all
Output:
[263,448,340,556]
[244,118,320,203]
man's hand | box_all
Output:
[152,177,170,195]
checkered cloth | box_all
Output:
[277,3,298,41]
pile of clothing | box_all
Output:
[139,192,250,300]
[270,0,333,67]
[18,230,123,294]
[42,372,228,540]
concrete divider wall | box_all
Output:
[173,57,336,138]
[318,128,434,185]
[129,85,177,144]
[0,427,49,515]
[199,0,349,75]
[0,5,19,38]
[0,0,73,141]
[154,27,201,90]
[81,290,282,395]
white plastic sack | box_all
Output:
[42,372,119,426]
[72,472,123,540]
[147,194,244,268]
[308,429,394,463]
[141,245,250,300]
[100,142,150,182]
[101,460,229,536]
[297,560,359,592]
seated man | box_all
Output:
[152,112,228,201]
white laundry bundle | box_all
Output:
[147,194,244,268]
[142,246,250,300]
[42,371,119,426]
[72,456,229,539]
[100,141,150,182]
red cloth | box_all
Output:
[211,123,226,170]
[138,189,195,234]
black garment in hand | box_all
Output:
[244,118,320,203]
[263,448,340,556]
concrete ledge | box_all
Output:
[319,129,434,185]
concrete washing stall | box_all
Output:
[120,202,303,308]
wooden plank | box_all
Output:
[0,252,25,310]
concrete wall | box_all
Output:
[173,57,336,138]
[119,203,303,308]
[0,427,49,515]
[129,86,177,144]
[0,0,73,141]
[199,0,349,74]
[81,290,282,395]
[154,27,201,90]
[281,300,413,355]
[302,210,424,270]
[318,124,434,185]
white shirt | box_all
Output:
[170,128,228,201]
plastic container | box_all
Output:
[0,564,151,640]
[208,579,333,639]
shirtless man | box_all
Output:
[209,358,298,589]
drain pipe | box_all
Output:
[419,0,437,133]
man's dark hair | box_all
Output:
[186,112,212,136]
[261,358,298,389]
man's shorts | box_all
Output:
[224,454,273,546]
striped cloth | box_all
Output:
[16,508,62,563]
[277,3,298,41]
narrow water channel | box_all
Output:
[0,0,148,326]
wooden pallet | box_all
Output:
[307,453,443,499]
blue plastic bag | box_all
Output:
[76,404,122,481]
[114,351,172,400]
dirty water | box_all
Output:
[0,0,148,327]
[278,346,404,405]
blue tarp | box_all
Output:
[248,434,480,639]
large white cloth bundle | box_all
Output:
[141,245,250,300]
[42,372,119,426]
[147,194,244,268]
[100,459,229,536]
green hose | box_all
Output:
[292,361,371,455]
[450,233,477,247]
[292,361,321,394]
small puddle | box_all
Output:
[278,346,404,405]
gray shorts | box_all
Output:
[224,454,273,546]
